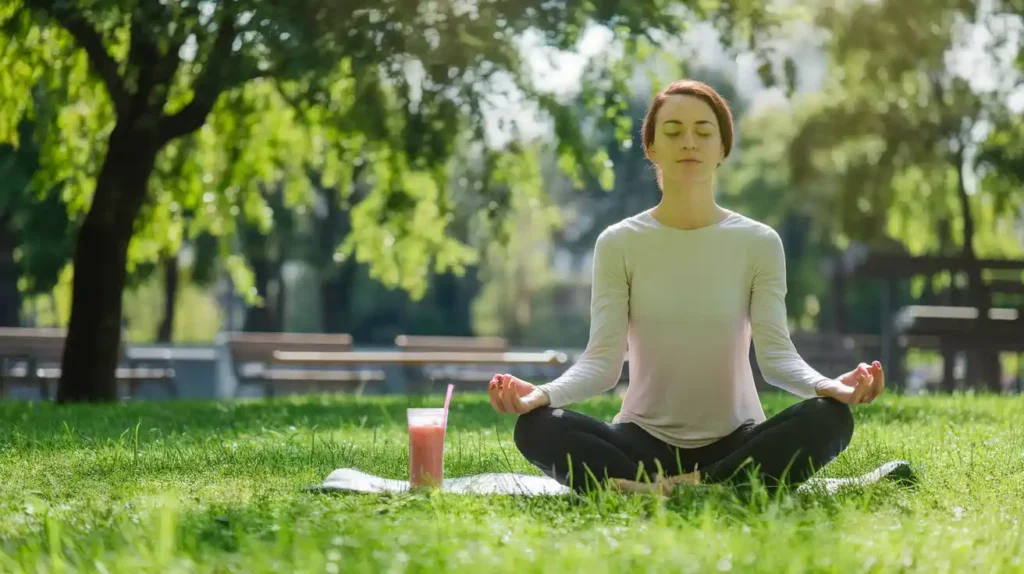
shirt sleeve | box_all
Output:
[749,227,830,398]
[539,228,629,408]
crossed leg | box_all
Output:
[513,398,854,494]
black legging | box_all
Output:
[514,397,854,494]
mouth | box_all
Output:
[677,159,702,164]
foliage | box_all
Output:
[0,0,782,301]
[0,120,75,296]
[788,0,1023,261]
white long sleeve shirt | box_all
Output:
[539,209,830,448]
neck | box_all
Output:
[651,178,727,229]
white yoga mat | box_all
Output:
[313,460,914,496]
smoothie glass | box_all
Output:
[407,407,446,487]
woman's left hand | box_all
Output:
[817,361,885,405]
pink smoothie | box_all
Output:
[408,424,446,487]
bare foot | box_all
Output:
[610,470,701,495]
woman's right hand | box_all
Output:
[488,373,550,415]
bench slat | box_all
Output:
[227,332,385,397]
[259,370,386,382]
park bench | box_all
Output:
[893,305,1023,350]
[394,335,513,390]
[893,305,1024,390]
[271,340,569,394]
[225,332,386,397]
[0,327,177,400]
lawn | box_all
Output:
[0,392,1022,572]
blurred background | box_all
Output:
[0,0,1021,401]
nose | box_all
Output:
[680,131,698,149]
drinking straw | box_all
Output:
[442,383,454,427]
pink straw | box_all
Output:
[442,383,455,427]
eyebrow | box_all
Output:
[662,120,715,127]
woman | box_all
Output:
[487,79,885,495]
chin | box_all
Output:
[670,168,713,182]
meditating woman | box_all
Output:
[487,79,886,495]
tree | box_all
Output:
[0,0,783,401]
[0,119,77,325]
[719,102,832,328]
[787,0,1024,390]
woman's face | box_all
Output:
[646,94,725,185]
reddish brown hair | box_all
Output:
[641,79,735,162]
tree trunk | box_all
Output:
[0,218,21,327]
[941,345,958,393]
[57,122,157,402]
[156,253,179,342]
[276,260,287,332]
[319,168,360,334]
[955,152,1001,392]
[322,260,358,334]
[243,244,276,332]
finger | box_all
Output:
[843,387,859,405]
[488,381,505,413]
[489,378,505,409]
[500,375,519,413]
[505,377,527,413]
[859,376,875,402]
[870,362,885,400]
[511,375,529,397]
[857,364,871,381]
[859,380,875,404]
[851,379,871,404]
[498,376,512,411]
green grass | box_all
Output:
[1,392,1023,572]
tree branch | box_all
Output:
[28,1,129,116]
[123,26,184,121]
[156,15,241,144]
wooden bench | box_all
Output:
[272,346,569,394]
[0,327,177,400]
[226,332,386,397]
[394,335,510,352]
[893,305,1023,350]
[395,335,512,390]
[893,305,1024,390]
